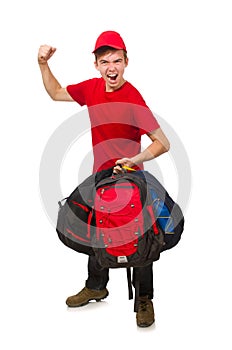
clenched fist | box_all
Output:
[38,45,56,64]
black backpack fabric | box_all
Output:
[56,168,112,256]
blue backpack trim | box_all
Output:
[133,170,184,251]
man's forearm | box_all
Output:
[131,139,169,165]
[114,137,170,173]
[39,62,62,100]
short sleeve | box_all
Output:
[66,80,89,106]
[132,104,160,135]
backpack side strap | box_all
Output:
[126,267,133,300]
[126,267,140,312]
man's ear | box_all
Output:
[125,57,129,67]
[94,61,99,71]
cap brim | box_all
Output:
[92,45,126,53]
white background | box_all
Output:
[1,0,232,349]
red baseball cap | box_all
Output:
[93,31,127,53]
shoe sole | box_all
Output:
[137,316,155,327]
[137,320,155,328]
[66,291,109,308]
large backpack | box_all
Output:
[56,169,184,258]
[56,169,184,310]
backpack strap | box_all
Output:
[126,267,140,312]
[126,268,133,300]
[133,269,140,313]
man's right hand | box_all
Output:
[38,45,56,65]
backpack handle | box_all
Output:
[122,165,137,172]
[112,165,137,178]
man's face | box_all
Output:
[95,49,128,92]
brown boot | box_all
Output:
[136,296,155,327]
[66,287,109,307]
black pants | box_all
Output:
[85,255,154,299]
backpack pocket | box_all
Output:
[94,182,144,257]
[56,200,94,255]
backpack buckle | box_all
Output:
[117,256,128,263]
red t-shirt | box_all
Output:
[66,78,159,173]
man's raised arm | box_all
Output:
[38,45,73,101]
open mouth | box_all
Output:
[107,74,118,82]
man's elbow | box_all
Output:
[164,140,170,152]
[49,89,62,101]
[45,88,58,101]
[158,139,170,155]
[50,94,60,101]
[47,87,71,101]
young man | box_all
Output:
[38,31,170,327]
